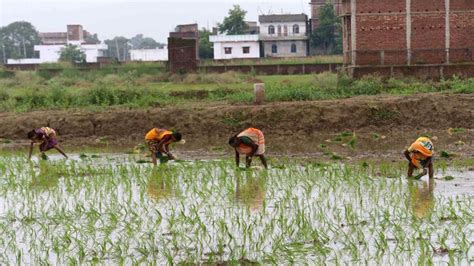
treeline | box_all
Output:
[0,22,40,64]
[0,21,166,64]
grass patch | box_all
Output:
[0,70,473,112]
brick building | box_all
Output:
[39,25,97,45]
[168,24,199,73]
[341,0,474,67]
[310,0,342,31]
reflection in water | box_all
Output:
[30,161,60,190]
[147,167,177,201]
[235,170,267,211]
[408,180,435,219]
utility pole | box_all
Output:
[115,38,120,61]
[22,37,27,57]
[2,44,5,64]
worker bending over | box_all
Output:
[27,127,68,160]
[404,137,434,179]
[145,128,182,166]
[228,128,267,169]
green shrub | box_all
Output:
[0,70,14,79]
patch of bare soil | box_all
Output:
[0,93,472,160]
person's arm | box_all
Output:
[164,143,176,160]
[413,169,427,180]
[249,143,258,157]
[151,151,157,166]
[259,155,268,169]
[245,156,252,168]
[42,137,49,152]
[235,149,240,167]
[28,142,34,160]
[427,157,434,179]
[404,149,412,162]
[157,137,172,155]
[54,145,68,159]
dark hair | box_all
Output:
[228,135,238,146]
[172,131,182,141]
[27,130,36,139]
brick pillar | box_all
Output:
[445,0,450,64]
[351,0,357,65]
[406,0,412,65]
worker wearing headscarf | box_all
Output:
[145,128,182,165]
[404,137,434,179]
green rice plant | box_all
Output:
[0,154,471,264]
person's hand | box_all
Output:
[168,154,176,160]
[413,169,428,180]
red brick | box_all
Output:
[342,0,474,67]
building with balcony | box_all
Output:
[259,14,309,57]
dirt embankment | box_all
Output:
[1,93,473,158]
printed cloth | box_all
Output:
[145,128,173,141]
[39,139,58,152]
[408,137,434,169]
[237,128,265,155]
[35,127,57,152]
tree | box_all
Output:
[309,3,342,55]
[218,5,248,35]
[198,28,213,59]
[104,37,131,61]
[59,44,86,63]
[129,34,164,49]
[0,21,40,62]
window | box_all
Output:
[283,25,288,36]
[271,44,278,54]
[277,25,282,36]
[242,46,250,54]
[224,47,232,54]
[268,25,275,34]
[293,24,300,34]
[291,44,297,53]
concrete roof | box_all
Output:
[259,14,308,23]
[39,32,67,38]
[209,35,259,43]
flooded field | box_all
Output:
[0,154,472,264]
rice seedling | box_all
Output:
[0,153,471,264]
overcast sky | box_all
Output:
[0,0,310,43]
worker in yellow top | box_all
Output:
[145,128,182,166]
[228,128,267,169]
[27,127,68,160]
[404,137,434,179]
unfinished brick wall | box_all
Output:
[342,0,474,67]
[450,0,474,63]
[168,38,197,73]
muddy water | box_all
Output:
[0,154,472,264]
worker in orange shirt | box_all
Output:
[404,137,434,179]
[145,128,183,166]
[228,128,267,169]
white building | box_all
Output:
[130,47,168,61]
[7,24,107,65]
[7,43,107,64]
[259,14,309,57]
[209,35,260,60]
